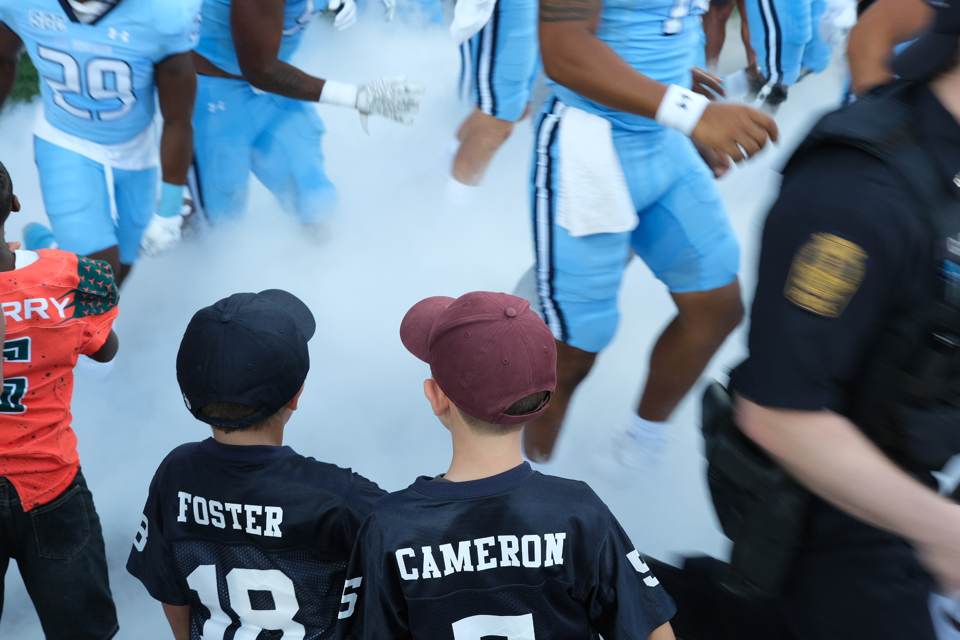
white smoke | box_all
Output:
[0,15,844,638]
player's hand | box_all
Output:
[695,141,732,178]
[692,67,725,100]
[141,198,193,257]
[382,0,397,21]
[357,77,425,126]
[691,102,779,164]
[329,0,358,30]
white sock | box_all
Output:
[445,176,477,205]
[630,414,667,435]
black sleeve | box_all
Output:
[126,463,189,606]
[338,472,386,546]
[336,513,411,640]
[586,509,676,639]
[732,148,923,412]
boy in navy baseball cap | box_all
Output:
[127,290,384,639]
[337,291,676,640]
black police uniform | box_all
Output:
[336,463,676,639]
[730,83,957,640]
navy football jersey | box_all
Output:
[337,463,675,639]
[127,438,384,640]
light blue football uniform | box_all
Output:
[0,0,201,264]
[458,0,539,122]
[195,0,318,77]
[746,0,832,88]
[532,0,739,353]
[193,0,335,223]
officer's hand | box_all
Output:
[918,515,960,593]
[691,103,779,164]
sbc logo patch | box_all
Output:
[785,233,867,318]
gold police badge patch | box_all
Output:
[785,233,867,318]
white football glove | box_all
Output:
[356,77,424,126]
[141,199,192,257]
[382,0,396,21]
[328,0,358,30]
[141,215,184,257]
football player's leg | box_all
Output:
[703,0,737,71]
[523,104,631,462]
[251,97,335,225]
[631,132,742,423]
[192,76,256,224]
[452,0,537,186]
[114,165,160,281]
[745,0,812,108]
[33,138,121,279]
[800,0,832,77]
[14,472,117,640]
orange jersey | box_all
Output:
[0,250,118,511]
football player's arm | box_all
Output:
[231,0,325,101]
[155,52,196,190]
[538,0,776,162]
[161,603,190,640]
[847,0,932,96]
[0,22,22,109]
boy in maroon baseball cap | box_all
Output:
[336,291,676,640]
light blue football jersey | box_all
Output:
[553,0,710,131]
[196,0,322,77]
[0,0,201,145]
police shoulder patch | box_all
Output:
[784,232,867,318]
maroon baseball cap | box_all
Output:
[400,291,557,425]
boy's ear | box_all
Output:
[423,378,450,417]
[11,195,20,213]
[287,385,305,411]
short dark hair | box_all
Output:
[461,391,551,434]
[200,402,272,433]
[0,162,12,225]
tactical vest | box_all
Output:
[787,82,960,473]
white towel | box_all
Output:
[450,0,496,44]
[556,106,637,237]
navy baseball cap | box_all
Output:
[176,290,316,428]
[893,0,960,81]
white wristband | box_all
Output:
[655,84,710,136]
[319,80,359,109]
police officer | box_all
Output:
[652,3,960,638]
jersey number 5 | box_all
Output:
[1,338,31,414]
[187,564,306,640]
[36,45,136,121]
[452,613,536,639]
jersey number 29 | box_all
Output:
[36,45,136,121]
[187,564,305,640]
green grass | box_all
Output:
[11,55,39,103]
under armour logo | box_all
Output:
[108,27,130,43]
[207,101,227,113]
[678,95,692,111]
